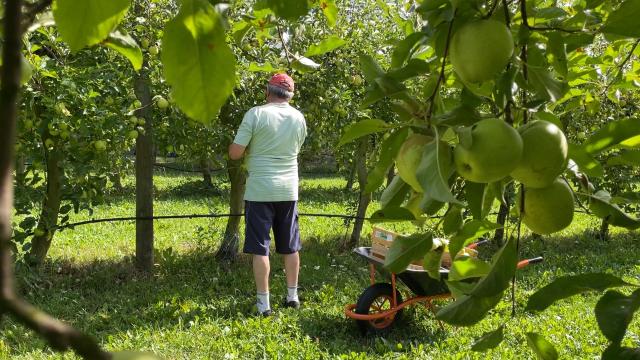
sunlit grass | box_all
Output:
[1,172,639,359]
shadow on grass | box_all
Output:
[7,231,640,356]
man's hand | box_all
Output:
[228,143,246,160]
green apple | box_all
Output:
[60,130,70,139]
[351,75,363,86]
[517,178,574,234]
[454,118,523,183]
[127,130,139,139]
[156,97,169,109]
[149,46,159,56]
[129,116,139,125]
[94,140,107,151]
[510,120,568,188]
[133,100,142,108]
[396,133,433,192]
[23,119,34,131]
[577,131,587,140]
[141,39,150,49]
[450,20,514,83]
[45,138,55,148]
[34,228,46,237]
[20,56,33,85]
[137,118,146,126]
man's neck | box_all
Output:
[267,97,289,104]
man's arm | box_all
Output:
[228,143,246,160]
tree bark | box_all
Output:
[109,173,123,192]
[0,1,110,358]
[27,146,62,265]
[347,138,371,248]
[134,63,154,272]
[216,159,246,262]
[344,160,356,191]
[599,218,610,241]
[201,157,213,188]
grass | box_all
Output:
[1,171,639,359]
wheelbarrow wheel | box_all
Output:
[354,283,403,335]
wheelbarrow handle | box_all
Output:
[466,239,489,249]
[517,256,544,269]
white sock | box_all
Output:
[257,291,270,313]
[287,286,298,302]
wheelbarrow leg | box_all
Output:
[391,273,397,307]
[369,263,376,285]
[425,299,445,331]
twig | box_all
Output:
[21,0,52,30]
[426,12,456,123]
[519,0,529,124]
[602,39,640,97]
[276,23,292,69]
[483,0,500,19]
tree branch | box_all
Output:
[426,13,456,123]
[602,38,640,97]
[21,0,52,30]
[276,23,292,69]
[0,1,110,358]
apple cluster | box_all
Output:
[396,120,573,235]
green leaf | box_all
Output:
[292,56,321,72]
[266,0,309,21]
[391,32,427,68]
[247,62,278,72]
[465,182,485,220]
[528,66,568,102]
[436,237,517,326]
[52,0,130,52]
[449,256,492,281]
[304,35,346,57]
[546,32,568,77]
[526,273,631,312]
[384,233,433,273]
[435,292,503,326]
[568,144,604,178]
[388,59,430,82]
[589,190,640,229]
[433,105,482,127]
[415,139,460,205]
[601,0,640,38]
[606,150,640,166]
[338,119,390,147]
[423,247,444,280]
[471,325,505,352]
[112,351,162,360]
[595,289,640,344]
[318,0,338,27]
[583,118,640,155]
[380,176,410,208]
[359,54,385,82]
[370,207,416,224]
[162,0,236,124]
[365,128,409,193]
[442,204,463,235]
[449,220,502,258]
[103,31,142,71]
[526,333,558,360]
[470,236,517,298]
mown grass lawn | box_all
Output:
[1,171,639,359]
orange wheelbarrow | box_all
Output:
[344,243,543,335]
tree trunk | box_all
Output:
[216,159,246,262]
[493,202,509,246]
[27,147,62,265]
[345,160,356,191]
[134,64,154,272]
[386,166,395,187]
[109,173,123,192]
[201,157,213,188]
[15,154,25,177]
[347,138,371,248]
[599,218,609,241]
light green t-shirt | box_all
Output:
[233,102,307,202]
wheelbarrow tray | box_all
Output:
[353,247,449,297]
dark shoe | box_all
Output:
[283,299,300,309]
[259,309,272,317]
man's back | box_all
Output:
[233,102,306,201]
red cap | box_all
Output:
[269,73,294,92]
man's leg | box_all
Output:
[283,252,299,304]
[253,255,271,314]
[243,201,274,315]
[273,201,301,308]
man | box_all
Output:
[229,73,307,316]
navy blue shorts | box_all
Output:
[243,201,301,256]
